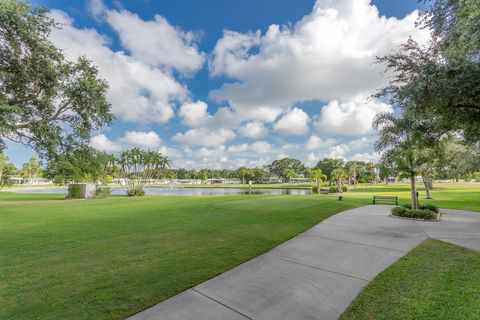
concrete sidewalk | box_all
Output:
[129,205,480,320]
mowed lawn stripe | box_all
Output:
[0,194,363,320]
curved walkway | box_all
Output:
[129,205,480,320]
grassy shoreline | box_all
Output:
[1,183,479,319]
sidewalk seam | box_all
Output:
[265,254,371,283]
[191,288,254,320]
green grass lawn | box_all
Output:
[341,239,480,320]
[348,182,480,212]
[1,182,479,319]
[0,193,364,320]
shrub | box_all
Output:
[95,186,111,198]
[312,185,319,193]
[421,203,439,213]
[392,207,437,220]
[402,203,439,213]
[391,206,407,216]
[67,184,82,199]
[329,185,348,193]
[127,188,145,197]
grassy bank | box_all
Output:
[347,182,480,211]
[341,239,480,320]
[0,193,363,320]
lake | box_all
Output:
[10,186,312,196]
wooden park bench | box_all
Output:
[373,195,398,205]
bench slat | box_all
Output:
[372,195,398,205]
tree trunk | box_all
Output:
[410,172,418,209]
[353,169,356,189]
[338,178,343,193]
[423,175,432,199]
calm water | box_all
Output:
[10,186,311,196]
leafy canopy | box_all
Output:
[377,0,480,142]
[0,0,113,157]
[267,158,306,181]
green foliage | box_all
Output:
[392,207,437,219]
[126,188,145,197]
[0,152,15,189]
[330,168,348,192]
[45,145,113,184]
[95,186,111,198]
[315,158,345,180]
[267,158,306,181]
[20,157,41,180]
[329,185,348,193]
[309,168,327,193]
[402,203,439,213]
[377,0,480,142]
[391,206,407,216]
[116,148,171,195]
[0,0,113,156]
[67,184,82,199]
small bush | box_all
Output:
[329,185,348,193]
[391,206,407,216]
[421,203,439,213]
[67,184,82,199]
[392,207,437,220]
[312,185,319,193]
[402,203,439,213]
[95,186,111,198]
[127,188,145,197]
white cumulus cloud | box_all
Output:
[238,121,268,138]
[90,134,122,152]
[49,7,203,125]
[90,131,161,151]
[179,101,211,127]
[173,128,236,147]
[106,9,205,73]
[119,131,162,150]
[273,108,310,136]
[313,95,392,136]
[209,0,429,112]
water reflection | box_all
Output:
[11,186,312,196]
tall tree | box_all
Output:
[330,168,347,193]
[377,0,480,142]
[267,158,306,182]
[374,112,443,209]
[0,0,113,157]
[115,148,172,196]
[0,152,15,189]
[315,158,345,181]
[309,168,327,194]
[44,146,113,185]
[21,157,41,182]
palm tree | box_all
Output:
[346,163,362,189]
[309,168,327,194]
[373,112,441,209]
[330,168,347,193]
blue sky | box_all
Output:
[6,0,429,168]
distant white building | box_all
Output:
[206,178,241,184]
[289,177,309,184]
[172,179,202,184]
[262,177,283,184]
[10,177,52,185]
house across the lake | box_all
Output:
[10,177,52,185]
